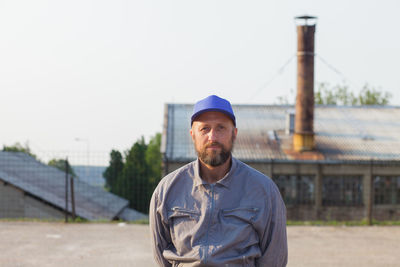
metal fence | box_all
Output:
[1,150,400,222]
[267,159,400,222]
[0,151,148,222]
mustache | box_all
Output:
[205,142,224,149]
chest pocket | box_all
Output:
[222,207,259,223]
[168,207,200,245]
[220,207,260,247]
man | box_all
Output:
[150,95,288,267]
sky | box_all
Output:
[1,0,399,164]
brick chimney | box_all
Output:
[293,15,317,152]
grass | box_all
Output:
[0,217,149,224]
[0,218,66,223]
[1,218,399,226]
[287,219,400,226]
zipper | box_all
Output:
[171,207,199,215]
[204,184,215,264]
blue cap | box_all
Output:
[191,95,236,126]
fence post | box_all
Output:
[269,159,274,179]
[366,160,373,225]
[65,158,69,223]
[70,175,76,221]
[314,163,322,220]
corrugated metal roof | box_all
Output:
[163,104,400,162]
[118,207,148,221]
[0,152,128,220]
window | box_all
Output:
[322,176,363,206]
[374,176,400,205]
[273,175,314,205]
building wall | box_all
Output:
[0,180,24,218]
[0,180,64,220]
[286,206,315,220]
[319,207,365,221]
[372,205,400,221]
[164,159,400,221]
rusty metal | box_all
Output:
[163,104,400,162]
[294,18,316,151]
[283,148,324,161]
[280,129,324,160]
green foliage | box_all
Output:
[2,142,37,159]
[48,159,77,177]
[315,83,392,106]
[118,137,150,213]
[146,133,162,188]
[357,85,392,105]
[103,133,162,214]
[103,150,124,191]
[130,218,150,224]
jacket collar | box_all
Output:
[193,157,237,189]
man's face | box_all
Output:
[190,111,237,167]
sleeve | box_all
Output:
[256,183,288,267]
[149,189,173,267]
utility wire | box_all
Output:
[316,54,344,77]
[316,54,361,89]
[249,54,296,101]
[249,53,360,102]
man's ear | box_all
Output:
[233,127,238,141]
[190,128,195,141]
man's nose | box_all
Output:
[207,128,218,141]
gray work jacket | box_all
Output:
[150,157,288,267]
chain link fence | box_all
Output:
[1,150,399,222]
[267,160,400,222]
[0,150,149,222]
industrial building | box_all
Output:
[161,16,400,221]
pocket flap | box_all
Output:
[222,207,259,223]
[168,207,200,219]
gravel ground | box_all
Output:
[287,225,400,267]
[0,222,399,267]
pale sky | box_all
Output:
[1,0,399,163]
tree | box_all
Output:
[48,159,77,177]
[103,150,124,191]
[2,142,37,159]
[103,134,163,214]
[145,133,162,189]
[357,85,392,105]
[116,137,150,213]
[315,83,392,106]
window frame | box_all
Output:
[322,175,363,206]
[272,174,315,205]
[374,175,400,205]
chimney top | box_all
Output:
[294,15,317,26]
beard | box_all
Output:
[196,138,234,167]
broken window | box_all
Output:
[374,176,400,205]
[272,175,314,205]
[322,176,363,206]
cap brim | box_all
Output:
[191,108,236,126]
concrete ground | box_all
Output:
[0,222,399,267]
